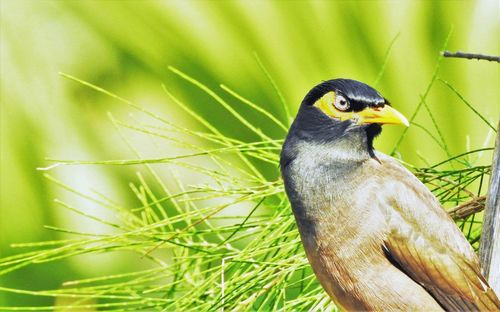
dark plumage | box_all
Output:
[280,79,500,311]
[302,79,387,111]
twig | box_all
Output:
[479,120,500,294]
[442,51,500,63]
[448,196,486,220]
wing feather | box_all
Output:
[385,230,499,311]
[377,156,500,311]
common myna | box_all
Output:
[280,79,500,311]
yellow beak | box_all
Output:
[355,105,409,126]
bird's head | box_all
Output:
[284,79,409,161]
[302,79,408,128]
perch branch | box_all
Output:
[448,196,486,220]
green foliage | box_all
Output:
[1,1,498,310]
[0,62,495,310]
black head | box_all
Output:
[302,79,387,111]
[284,78,408,159]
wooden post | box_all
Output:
[479,120,500,294]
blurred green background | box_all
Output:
[1,0,499,307]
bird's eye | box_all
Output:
[333,95,350,111]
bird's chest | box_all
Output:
[284,156,386,258]
[286,157,373,223]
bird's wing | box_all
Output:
[378,157,500,311]
[384,225,499,311]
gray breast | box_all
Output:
[281,139,371,227]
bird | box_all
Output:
[280,79,500,311]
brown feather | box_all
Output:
[378,154,500,311]
[282,133,500,311]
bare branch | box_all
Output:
[442,51,500,63]
[448,196,486,220]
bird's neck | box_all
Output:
[281,123,373,170]
[289,132,372,165]
[281,106,380,166]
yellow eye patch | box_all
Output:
[313,91,409,126]
[313,91,355,121]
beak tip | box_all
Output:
[393,108,409,127]
[402,118,410,127]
